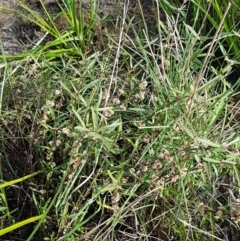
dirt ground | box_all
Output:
[0,0,22,53]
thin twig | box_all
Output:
[103,0,129,108]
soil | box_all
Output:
[0,0,22,53]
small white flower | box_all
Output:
[149,149,155,156]
[56,139,61,146]
[50,162,56,167]
[139,81,148,89]
[74,141,82,148]
[104,109,114,117]
[40,190,47,195]
[139,92,145,100]
[119,104,126,110]
[46,100,55,107]
[62,128,70,135]
[119,89,125,95]
[55,90,61,95]
[113,98,120,105]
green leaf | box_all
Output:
[0,172,41,189]
[0,215,44,236]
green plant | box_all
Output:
[0,0,99,61]
[0,172,43,236]
[187,0,240,74]
[0,0,240,240]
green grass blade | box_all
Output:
[0,215,44,236]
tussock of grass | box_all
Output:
[0,0,240,240]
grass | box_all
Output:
[0,0,240,240]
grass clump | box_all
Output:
[0,0,99,61]
[0,0,240,240]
